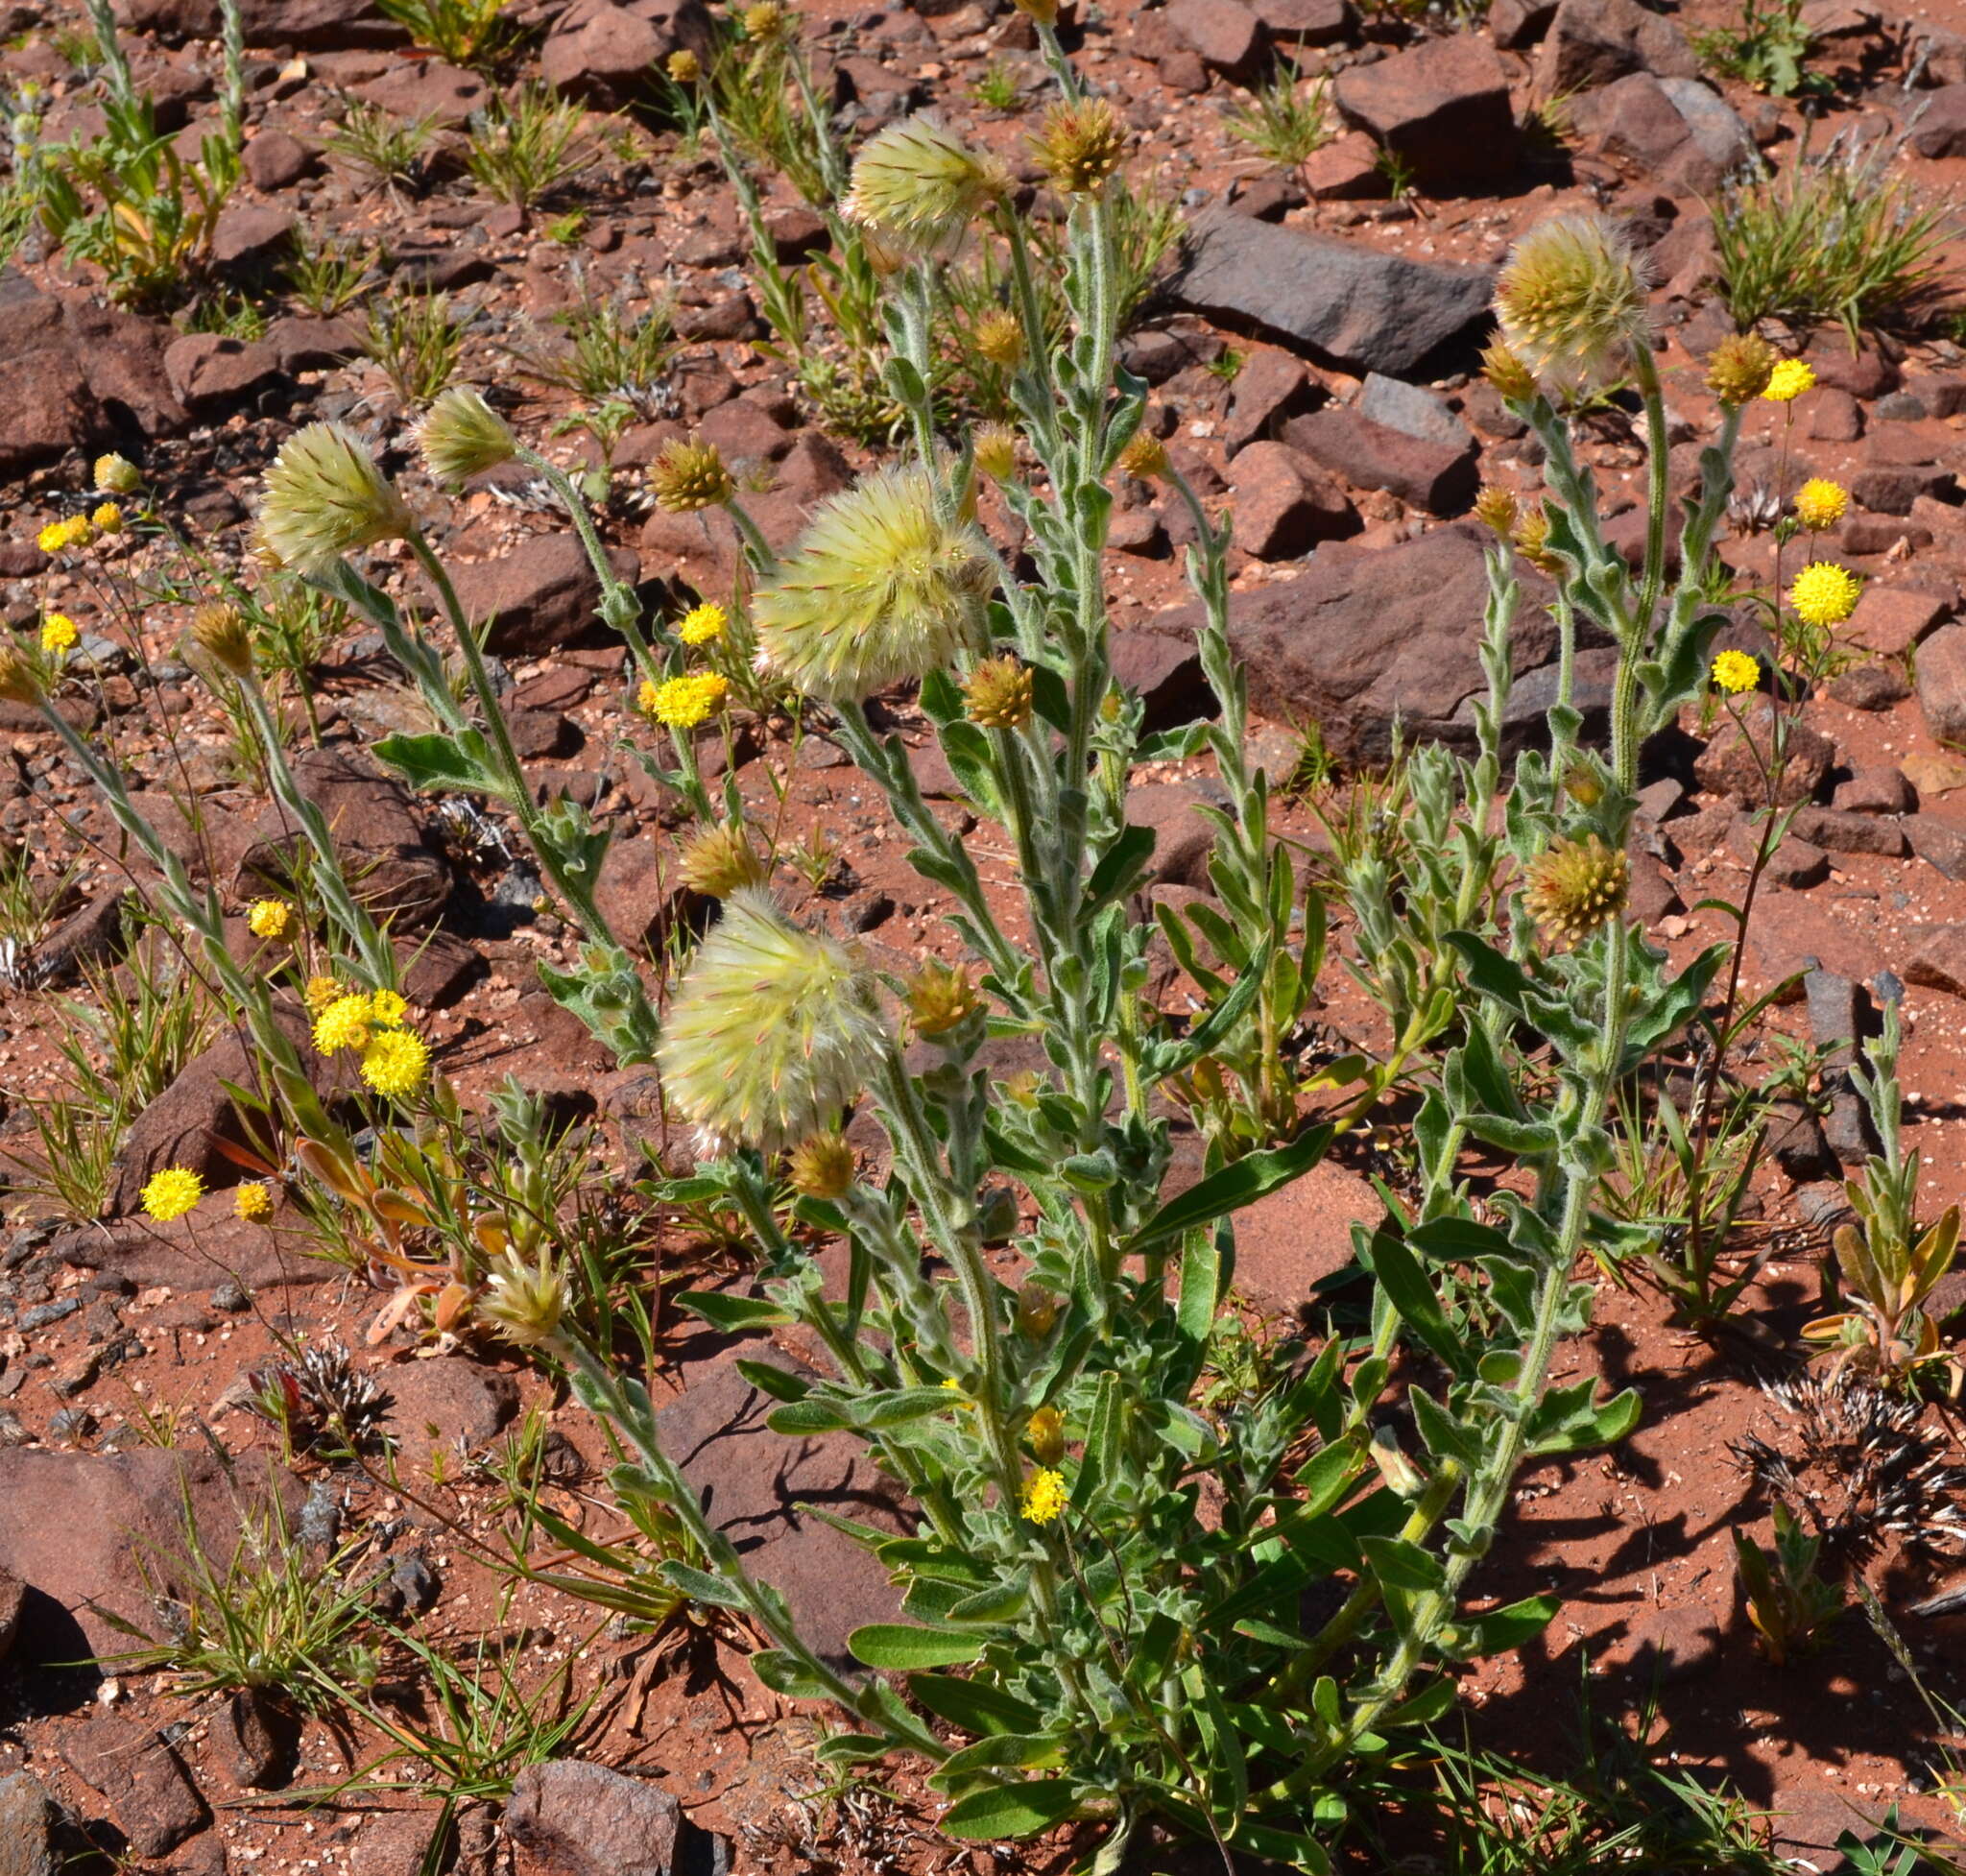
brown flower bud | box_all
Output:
[1705,332,1777,407]
[964,654,1034,731]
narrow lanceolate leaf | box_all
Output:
[847,1624,985,1670]
[940,1778,1082,1840]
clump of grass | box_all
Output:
[464,83,594,208]
[508,291,680,416]
[286,228,378,316]
[323,101,443,194]
[363,288,468,402]
[1223,67,1332,172]
[1714,131,1956,345]
[373,0,520,69]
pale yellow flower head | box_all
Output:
[1789,561,1860,627]
[94,452,141,495]
[418,387,517,491]
[752,467,994,705]
[141,1166,204,1222]
[479,1247,569,1351]
[248,899,296,941]
[1793,478,1847,532]
[843,114,1006,256]
[657,889,888,1154]
[1711,648,1760,694]
[234,1181,276,1222]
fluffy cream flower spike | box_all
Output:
[657,890,889,1154]
[843,113,1006,256]
[1493,212,1654,390]
[752,467,995,704]
[258,422,416,570]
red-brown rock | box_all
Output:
[1333,34,1518,187]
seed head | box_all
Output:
[1015,1280,1060,1337]
[0,641,42,706]
[786,1131,856,1200]
[753,467,995,705]
[843,114,1005,256]
[1032,96,1128,196]
[248,899,296,942]
[650,436,733,513]
[303,974,342,1015]
[141,1166,204,1222]
[906,958,984,1037]
[678,819,770,899]
[479,1247,569,1351]
[1793,478,1848,532]
[94,452,141,494]
[1474,484,1519,537]
[973,307,1024,368]
[1117,430,1169,481]
[964,653,1035,731]
[1479,339,1538,403]
[742,1,786,39]
[258,422,416,571]
[1705,332,1776,406]
[1494,212,1653,389]
[1512,504,1561,574]
[419,387,517,490]
[1789,561,1860,627]
[1522,834,1628,948]
[657,889,889,1154]
[972,423,1019,482]
[192,600,254,677]
[1028,1405,1066,1466]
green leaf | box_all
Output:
[373,729,503,798]
[909,1672,1043,1737]
[1084,823,1157,912]
[1125,1126,1331,1255]
[766,1399,853,1435]
[940,1779,1081,1840]
[1360,1228,1468,1376]
[1449,1594,1561,1658]
[859,1385,967,1429]
[751,1648,835,1699]
[848,1624,985,1671]
[735,1359,810,1404]
[1360,1534,1448,1594]
[659,1562,748,1610]
[677,1291,794,1333]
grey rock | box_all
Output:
[505,1761,707,1876]
[1170,208,1495,378]
[0,1770,60,1876]
[1356,373,1472,449]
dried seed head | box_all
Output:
[657,889,889,1153]
[786,1131,855,1200]
[1016,1281,1061,1337]
[906,958,984,1037]
[1512,504,1561,574]
[1474,484,1519,538]
[752,467,995,705]
[678,819,770,899]
[258,422,416,571]
[1117,430,1169,481]
[650,436,733,513]
[192,600,253,677]
[1522,833,1628,947]
[964,653,1034,731]
[419,387,517,490]
[0,641,40,706]
[973,307,1024,368]
[1480,338,1538,403]
[742,2,787,39]
[972,423,1019,482]
[843,114,1006,256]
[1494,212,1653,389]
[1031,96,1128,196]
[1705,331,1777,407]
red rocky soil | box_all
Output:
[8,0,1966,1868]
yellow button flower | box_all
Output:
[641,671,730,729]
[91,501,124,534]
[247,899,295,941]
[1789,562,1861,628]
[40,613,77,654]
[367,988,409,1027]
[677,602,728,646]
[1711,649,1761,694]
[1019,1466,1068,1524]
[36,516,95,554]
[233,1181,276,1221]
[312,992,374,1054]
[1762,359,1816,402]
[141,1166,204,1222]
[94,453,141,494]
[1792,478,1847,532]
[359,1026,429,1099]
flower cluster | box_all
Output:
[141,1166,204,1222]
[639,671,730,729]
[36,515,97,555]
[1793,478,1848,533]
[39,613,77,655]
[310,988,429,1099]
[234,1181,276,1222]
[1019,1467,1068,1524]
[248,899,296,941]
